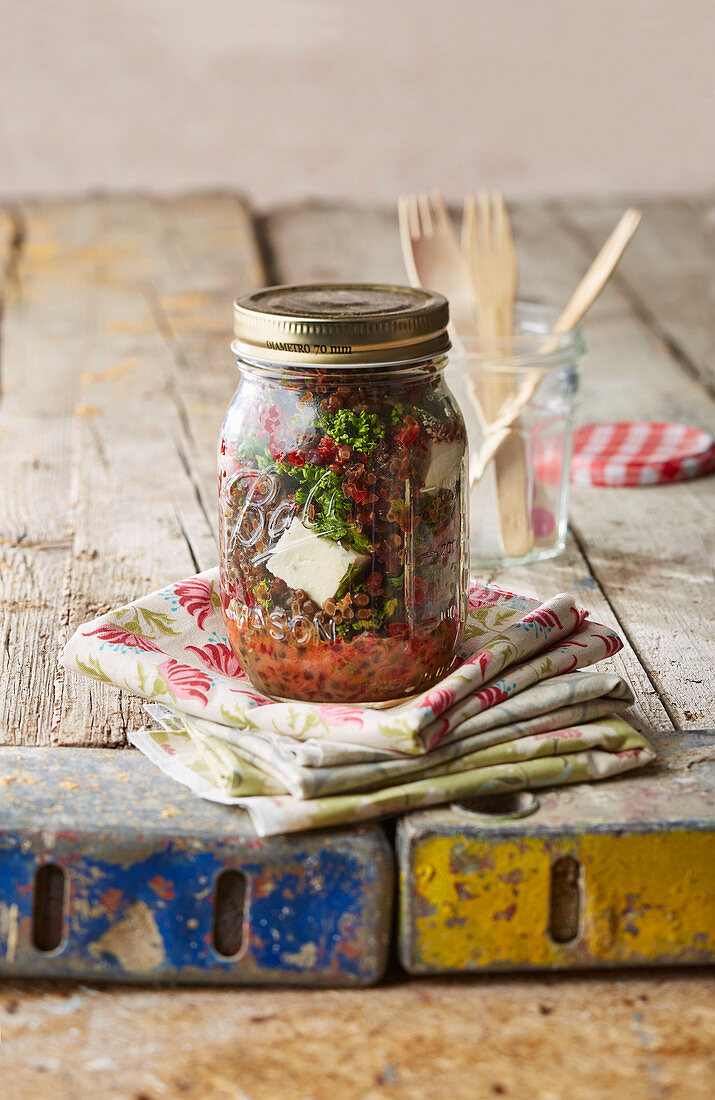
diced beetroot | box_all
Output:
[396,422,419,448]
[317,436,337,458]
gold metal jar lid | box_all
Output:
[233,283,450,366]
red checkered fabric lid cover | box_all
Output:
[568,421,715,487]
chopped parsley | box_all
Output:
[235,431,274,470]
[279,459,372,553]
[337,597,399,639]
[317,408,385,455]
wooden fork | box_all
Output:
[469,207,643,485]
[398,191,479,346]
[462,190,532,558]
[462,190,518,341]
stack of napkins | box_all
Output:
[61,569,654,835]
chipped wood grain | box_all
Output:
[0,200,86,747]
[146,192,268,531]
[0,196,265,746]
[562,197,715,397]
[1,974,714,1099]
[534,203,715,730]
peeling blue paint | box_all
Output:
[0,748,393,986]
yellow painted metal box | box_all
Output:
[398,730,715,973]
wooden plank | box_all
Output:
[0,200,97,747]
[0,196,264,747]
[560,197,715,397]
[144,193,268,532]
[259,202,404,286]
[2,974,714,1099]
[59,195,265,745]
[469,199,714,731]
[540,202,715,729]
[59,198,221,746]
[0,207,16,284]
[259,202,675,733]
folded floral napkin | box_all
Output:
[61,569,654,835]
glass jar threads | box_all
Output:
[218,283,469,704]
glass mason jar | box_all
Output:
[218,284,469,704]
[446,303,584,567]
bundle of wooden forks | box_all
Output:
[398,190,641,559]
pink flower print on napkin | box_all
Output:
[420,683,457,717]
[532,727,584,742]
[556,637,591,673]
[83,623,163,653]
[315,704,366,728]
[520,605,565,632]
[465,649,496,678]
[468,583,505,609]
[571,605,589,631]
[591,632,622,659]
[158,659,212,705]
[174,577,219,630]
[473,683,509,710]
[186,641,245,679]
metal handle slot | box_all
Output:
[451,790,540,820]
[32,863,66,953]
[212,869,247,958]
[549,855,582,943]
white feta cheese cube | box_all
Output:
[265,518,368,607]
[423,440,464,492]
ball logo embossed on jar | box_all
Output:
[219,284,469,704]
[228,470,281,552]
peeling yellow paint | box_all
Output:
[409,831,715,970]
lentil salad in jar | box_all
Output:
[218,284,469,704]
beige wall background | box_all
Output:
[1,0,713,204]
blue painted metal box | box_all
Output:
[0,748,394,986]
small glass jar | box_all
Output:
[218,284,469,704]
[447,303,584,567]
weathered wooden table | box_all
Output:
[1,195,714,1097]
